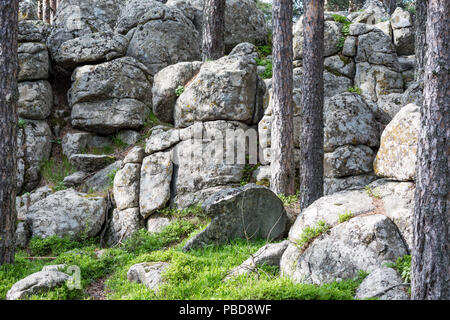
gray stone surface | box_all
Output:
[26,189,107,239]
[6,271,70,300]
[281,214,408,285]
[69,154,116,173]
[18,80,53,120]
[127,262,170,293]
[183,184,288,251]
[355,267,410,300]
[18,42,49,81]
[373,104,419,181]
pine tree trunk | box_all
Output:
[299,0,324,211]
[383,0,397,14]
[415,0,427,81]
[411,0,450,300]
[202,0,225,61]
[0,0,19,265]
[270,0,295,196]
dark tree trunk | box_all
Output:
[415,0,427,81]
[299,0,324,211]
[383,0,397,14]
[270,0,295,196]
[0,0,19,265]
[411,0,450,300]
[202,0,225,61]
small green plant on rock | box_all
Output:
[384,255,411,283]
[40,157,76,191]
[338,210,353,223]
[296,220,330,250]
[18,119,26,129]
[175,85,185,97]
[347,86,362,95]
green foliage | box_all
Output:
[240,162,261,186]
[255,178,270,187]
[107,168,119,188]
[18,118,26,129]
[112,134,128,149]
[384,255,411,283]
[255,58,273,79]
[40,157,77,191]
[296,220,330,249]
[144,110,161,128]
[347,86,362,95]
[121,221,203,255]
[29,235,97,256]
[338,211,353,223]
[157,205,207,220]
[175,85,185,97]
[332,13,351,25]
[364,185,381,199]
[336,36,346,51]
[278,193,299,206]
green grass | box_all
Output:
[107,168,119,189]
[296,220,330,249]
[40,157,77,191]
[240,162,261,186]
[364,185,381,199]
[338,211,353,223]
[156,205,207,220]
[112,134,128,149]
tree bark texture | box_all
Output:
[299,0,324,211]
[0,0,19,265]
[415,0,427,81]
[270,0,295,196]
[202,0,225,61]
[411,0,450,300]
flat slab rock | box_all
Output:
[183,184,288,251]
[6,270,70,300]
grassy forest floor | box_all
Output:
[0,214,371,300]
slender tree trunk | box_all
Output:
[411,0,450,300]
[270,0,295,196]
[0,0,19,265]
[299,0,324,211]
[202,0,225,61]
[415,0,427,81]
[383,0,397,14]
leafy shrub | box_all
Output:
[384,255,411,283]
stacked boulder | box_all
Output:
[16,6,53,194]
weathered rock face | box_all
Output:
[127,262,170,293]
[324,93,380,152]
[69,57,152,134]
[324,145,375,178]
[140,151,173,218]
[18,81,53,120]
[26,189,107,239]
[293,19,343,60]
[183,184,288,251]
[6,271,70,300]
[355,267,410,300]
[174,43,262,128]
[107,208,143,245]
[367,179,415,250]
[114,163,141,211]
[116,0,200,76]
[47,0,123,60]
[374,104,419,181]
[281,214,408,285]
[171,121,250,208]
[18,42,49,82]
[152,61,203,124]
[69,154,115,173]
[390,7,414,56]
[180,0,267,52]
[54,32,129,68]
[19,0,39,21]
[16,120,52,192]
[19,20,51,43]
[82,160,123,192]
